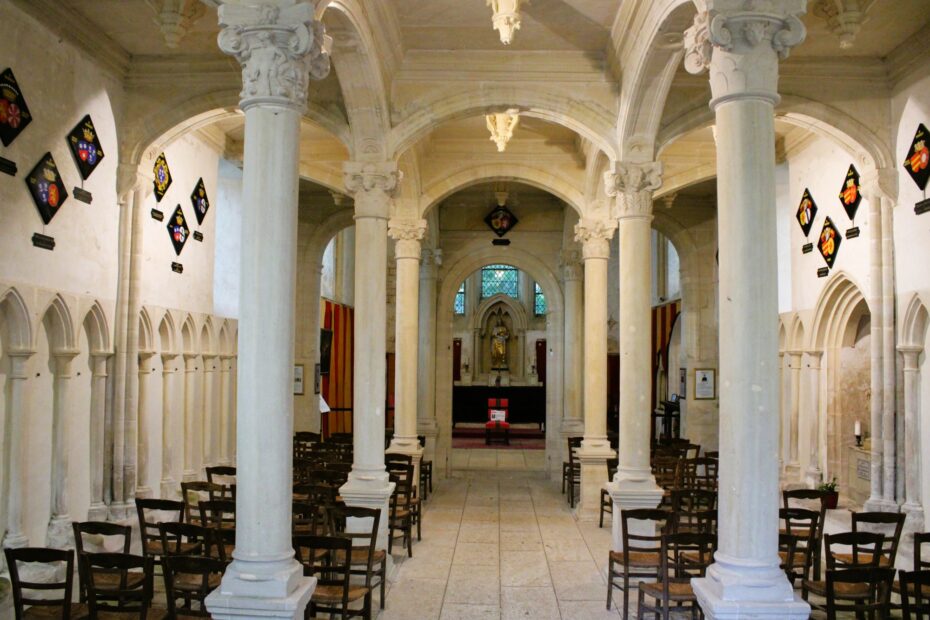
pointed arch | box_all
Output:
[0,286,33,350]
[201,317,216,355]
[137,307,154,353]
[180,315,197,354]
[158,310,178,354]
[901,294,930,349]
[82,301,111,354]
[39,294,76,352]
[218,321,232,356]
[810,272,869,352]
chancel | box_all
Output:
[0,1,929,619]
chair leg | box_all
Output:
[388,527,394,555]
[380,558,387,609]
[606,559,613,610]
[416,509,422,540]
[623,573,630,620]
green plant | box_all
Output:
[817,477,838,493]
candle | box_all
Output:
[854,420,861,436]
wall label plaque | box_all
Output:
[0,156,16,176]
[171,262,183,274]
[817,267,830,278]
[916,198,930,215]
[193,231,204,242]
[845,226,860,239]
[151,209,164,221]
[31,233,55,250]
[73,187,93,204]
[857,457,870,481]
[802,243,813,254]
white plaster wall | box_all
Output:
[321,238,336,300]
[214,159,243,319]
[140,134,221,315]
[776,162,793,313]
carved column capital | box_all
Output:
[218,2,330,111]
[344,162,402,219]
[389,219,427,260]
[860,167,899,204]
[559,249,584,282]
[574,219,616,260]
[604,161,662,220]
[684,1,807,107]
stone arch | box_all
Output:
[0,287,33,351]
[81,302,111,355]
[390,87,619,161]
[779,320,788,353]
[901,294,930,348]
[158,311,177,354]
[180,316,197,354]
[137,307,153,353]
[218,322,232,356]
[810,272,870,352]
[200,317,216,356]
[38,295,76,352]
[471,293,530,335]
[420,164,586,219]
[788,314,808,353]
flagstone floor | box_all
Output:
[450,449,547,472]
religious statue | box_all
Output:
[491,318,510,369]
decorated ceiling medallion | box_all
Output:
[67,115,105,180]
[903,123,930,191]
[486,109,520,152]
[0,68,32,147]
[817,216,842,269]
[795,188,818,238]
[838,164,861,220]
[487,0,526,45]
[166,205,190,256]
[25,152,68,225]
[485,204,518,237]
[190,177,210,225]
[153,153,172,202]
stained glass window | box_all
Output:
[481,264,519,299]
[454,282,466,315]
[534,282,547,316]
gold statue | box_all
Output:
[491,317,509,369]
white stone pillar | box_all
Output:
[207,4,329,617]
[3,350,34,549]
[136,351,156,498]
[803,352,823,487]
[785,351,802,479]
[604,163,665,543]
[880,192,897,507]
[572,219,617,521]
[48,350,79,548]
[339,162,399,552]
[417,249,441,463]
[560,249,585,438]
[202,354,218,468]
[387,219,427,489]
[219,354,234,465]
[160,353,180,498]
[684,4,809,617]
[88,353,110,519]
[182,353,199,481]
[901,346,923,528]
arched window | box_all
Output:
[534,282,547,316]
[454,282,466,315]
[481,264,519,299]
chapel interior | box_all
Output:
[1,0,930,618]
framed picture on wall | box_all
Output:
[320,328,333,375]
[694,369,715,400]
[314,363,321,395]
[294,364,305,396]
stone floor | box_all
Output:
[449,449,547,472]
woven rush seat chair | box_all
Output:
[637,532,715,620]
[607,508,674,618]
[5,547,89,619]
[803,531,885,611]
[72,521,142,604]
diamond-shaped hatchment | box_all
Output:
[839,164,861,221]
[153,152,172,202]
[0,68,33,147]
[903,123,930,191]
[795,188,818,238]
[190,177,210,225]
[166,205,190,256]
[25,152,68,225]
[67,114,105,180]
[484,205,518,237]
[817,216,843,269]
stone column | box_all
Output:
[880,190,897,507]
[339,162,400,552]
[207,3,329,617]
[560,249,585,438]
[219,354,234,465]
[803,352,823,487]
[202,354,218,467]
[88,353,110,519]
[900,346,923,528]
[182,353,199,481]
[160,353,180,498]
[785,351,802,479]
[136,351,156,498]
[48,350,79,548]
[417,249,441,464]
[684,4,810,617]
[3,350,34,549]
[604,163,665,543]
[386,219,428,490]
[572,219,617,521]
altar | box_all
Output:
[452,384,546,430]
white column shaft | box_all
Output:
[881,198,896,504]
[183,355,198,480]
[4,352,32,547]
[89,355,109,515]
[51,354,76,518]
[136,353,154,496]
[562,272,584,428]
[393,254,421,443]
[582,254,609,445]
[902,349,923,523]
[161,355,179,496]
[788,353,802,467]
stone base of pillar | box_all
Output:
[87,502,109,521]
[136,485,153,499]
[183,470,198,483]
[340,473,396,553]
[559,419,585,437]
[804,466,822,488]
[206,562,315,620]
[108,502,134,522]
[606,479,664,551]
[692,558,810,619]
[47,516,73,549]
[575,446,615,522]
[2,532,29,550]
[863,497,899,512]
[161,478,179,500]
[783,462,800,482]
[903,503,924,532]
[386,439,424,497]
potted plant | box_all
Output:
[818,477,839,509]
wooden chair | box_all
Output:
[803,531,885,609]
[893,532,930,608]
[295,535,373,620]
[329,504,386,610]
[899,568,930,620]
[292,502,329,538]
[204,465,236,487]
[564,436,582,508]
[783,488,830,581]
[388,470,414,557]
[678,457,717,491]
[136,497,185,567]
[386,456,421,541]
[157,522,212,559]
[778,507,820,585]
[72,521,139,603]
[180,482,228,525]
[637,532,715,620]
[162,555,225,618]
[418,435,433,499]
[669,488,717,534]
[199,499,236,564]
[81,552,155,619]
[834,511,906,569]
[599,458,619,528]
[607,508,673,618]
[485,398,510,445]
[4,547,88,619]
[824,566,894,620]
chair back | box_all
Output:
[657,532,714,603]
[567,436,583,467]
[181,481,229,524]
[158,521,211,557]
[670,488,717,533]
[825,531,885,569]
[825,566,894,620]
[163,554,225,618]
[852,511,906,567]
[294,535,354,608]
[72,521,133,602]
[389,470,413,516]
[328,504,381,585]
[899,568,930,620]
[81,552,153,618]
[679,457,717,490]
[136,498,185,559]
[198,499,237,547]
[779,507,820,582]
[4,547,76,619]
[620,509,673,561]
[783,489,829,538]
[205,465,237,486]
[652,456,681,489]
[915,532,930,571]
[293,502,329,537]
